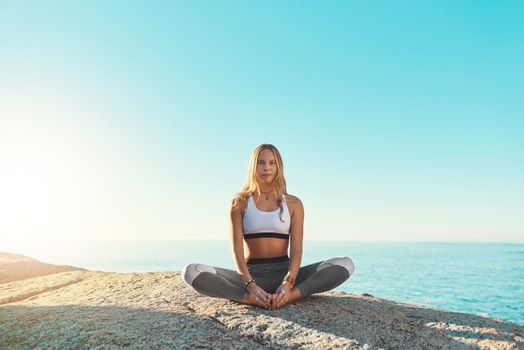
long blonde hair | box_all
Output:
[232,144,288,222]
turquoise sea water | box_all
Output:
[16,240,524,325]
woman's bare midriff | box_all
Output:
[243,238,289,259]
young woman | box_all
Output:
[182,144,354,309]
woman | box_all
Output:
[182,144,354,309]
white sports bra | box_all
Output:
[242,194,291,240]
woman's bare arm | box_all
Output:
[230,197,253,284]
[287,195,304,280]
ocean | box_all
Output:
[11,240,524,325]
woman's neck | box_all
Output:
[257,185,274,193]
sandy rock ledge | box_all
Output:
[0,254,522,349]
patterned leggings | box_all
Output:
[182,255,355,302]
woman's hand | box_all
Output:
[271,281,293,308]
[246,283,272,309]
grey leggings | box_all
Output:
[182,255,355,302]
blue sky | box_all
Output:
[0,1,522,246]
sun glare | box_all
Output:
[0,142,73,254]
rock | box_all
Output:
[0,252,85,284]
[0,253,522,349]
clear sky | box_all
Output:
[1,1,523,248]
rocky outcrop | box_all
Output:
[0,252,85,284]
[0,254,522,349]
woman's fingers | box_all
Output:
[251,287,292,309]
[279,288,287,302]
[268,294,277,309]
[253,294,268,308]
[260,290,270,302]
[262,290,273,306]
[257,291,271,307]
[275,290,289,307]
[269,293,281,309]
[273,294,282,307]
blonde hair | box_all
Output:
[232,144,288,222]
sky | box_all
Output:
[0,0,523,250]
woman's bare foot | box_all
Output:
[241,292,270,308]
[280,288,300,307]
[285,287,301,304]
[271,287,302,309]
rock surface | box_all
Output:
[0,253,523,349]
[0,252,85,284]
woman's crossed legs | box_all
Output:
[182,256,355,307]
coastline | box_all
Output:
[0,251,86,284]
[1,252,522,349]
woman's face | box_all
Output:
[256,148,277,185]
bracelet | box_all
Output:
[244,279,256,290]
[283,275,296,287]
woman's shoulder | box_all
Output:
[284,193,303,206]
[284,193,303,217]
[231,192,250,213]
[284,193,300,202]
